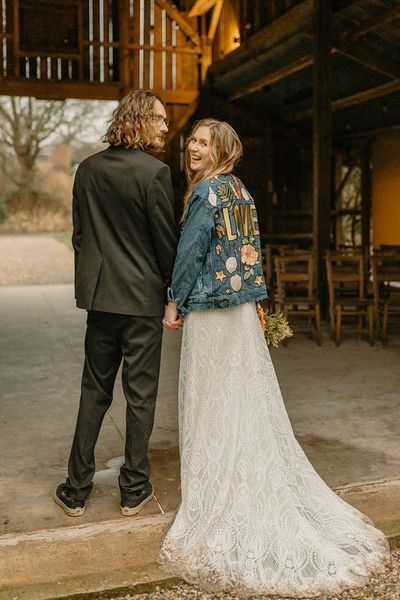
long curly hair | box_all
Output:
[183,118,243,210]
[103,89,164,150]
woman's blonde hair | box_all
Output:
[183,118,243,209]
[103,89,164,150]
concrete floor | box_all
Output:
[0,282,400,598]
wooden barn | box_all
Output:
[1,0,399,337]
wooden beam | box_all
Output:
[288,79,400,122]
[338,123,400,141]
[350,7,400,40]
[0,78,198,103]
[334,37,400,80]
[313,0,332,306]
[155,0,200,48]
[207,0,224,44]
[166,97,199,144]
[210,0,313,78]
[361,142,372,251]
[119,0,131,92]
[188,0,218,18]
[229,54,313,101]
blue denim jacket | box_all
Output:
[168,174,267,315]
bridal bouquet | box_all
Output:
[257,304,293,347]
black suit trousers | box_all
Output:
[66,310,163,500]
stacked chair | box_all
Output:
[325,250,374,346]
[262,243,399,346]
[274,252,321,346]
[371,250,400,344]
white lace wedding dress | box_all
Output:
[159,302,389,598]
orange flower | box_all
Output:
[257,303,266,334]
[240,244,258,266]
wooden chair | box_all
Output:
[325,251,374,346]
[274,253,321,345]
[371,252,400,344]
[263,244,298,312]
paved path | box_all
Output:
[0,234,73,285]
[0,234,400,599]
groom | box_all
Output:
[55,90,178,517]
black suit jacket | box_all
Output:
[72,145,178,317]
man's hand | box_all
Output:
[163,301,184,330]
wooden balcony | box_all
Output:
[0,0,199,112]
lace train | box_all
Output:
[159,303,390,598]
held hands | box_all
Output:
[163,301,184,330]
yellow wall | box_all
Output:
[372,132,400,248]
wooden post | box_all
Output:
[312,0,332,309]
[119,0,131,96]
[361,141,372,251]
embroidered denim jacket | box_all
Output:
[168,174,267,315]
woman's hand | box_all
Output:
[163,301,184,329]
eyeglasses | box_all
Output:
[151,113,171,128]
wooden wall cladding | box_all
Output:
[0,0,199,103]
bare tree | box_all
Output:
[0,97,109,204]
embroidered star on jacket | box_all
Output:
[255,275,263,286]
[215,271,226,282]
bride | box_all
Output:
[160,118,389,598]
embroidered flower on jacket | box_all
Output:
[216,224,225,239]
[226,256,237,273]
[255,275,264,286]
[241,186,250,201]
[230,274,242,291]
[215,244,222,255]
[208,187,217,207]
[215,271,226,282]
[240,244,258,266]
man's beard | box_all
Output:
[150,134,166,153]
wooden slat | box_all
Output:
[103,0,110,81]
[92,0,100,81]
[82,0,90,80]
[153,1,164,91]
[207,0,224,44]
[143,0,151,88]
[334,37,400,80]
[229,54,313,101]
[155,0,200,48]
[78,0,84,79]
[50,57,58,80]
[210,0,313,78]
[131,0,141,88]
[165,8,172,90]
[0,78,198,102]
[188,0,217,18]
[289,79,400,122]
[15,50,82,60]
[338,123,400,141]
[361,142,372,251]
[351,7,400,40]
[118,0,131,91]
[13,0,20,77]
[125,44,198,54]
[312,0,332,306]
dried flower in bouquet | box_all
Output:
[257,304,293,347]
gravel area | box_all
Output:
[0,233,73,285]
[102,548,399,600]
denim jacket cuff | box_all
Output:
[167,287,178,302]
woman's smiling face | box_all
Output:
[187,125,213,172]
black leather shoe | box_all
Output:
[120,482,154,516]
[54,483,87,517]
